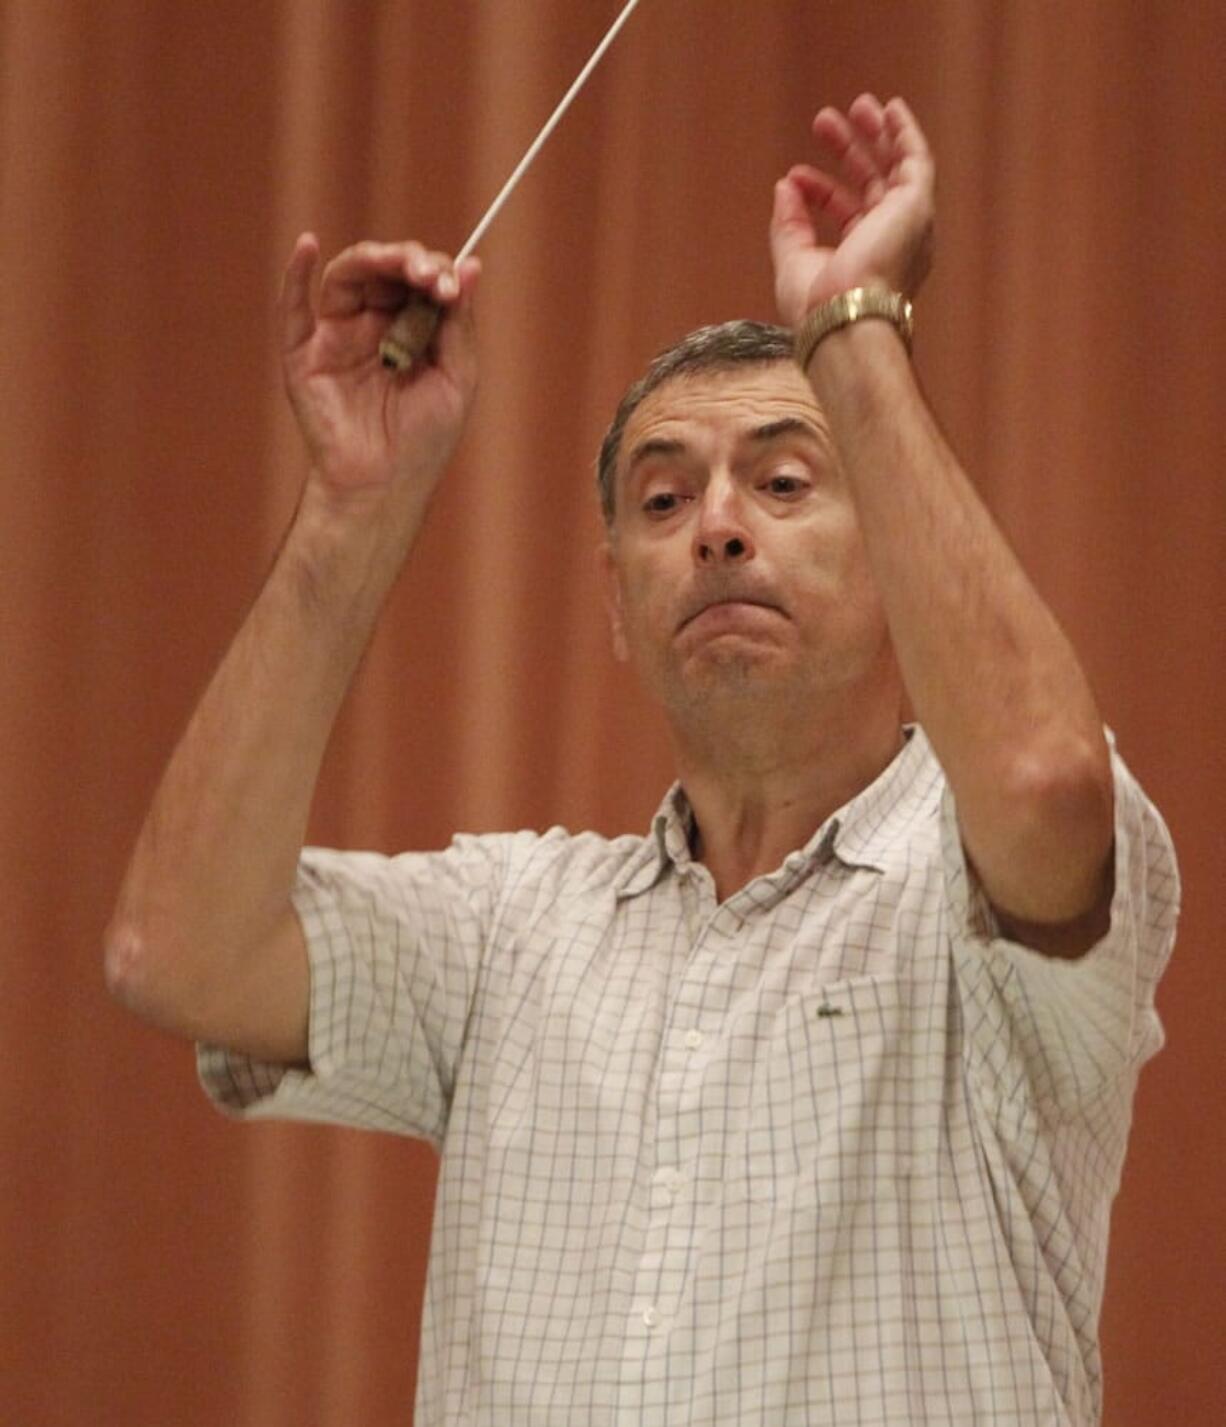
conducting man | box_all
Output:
[107,95,1178,1426]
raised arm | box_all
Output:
[770,95,1114,956]
[104,237,480,1060]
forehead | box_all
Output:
[620,362,828,467]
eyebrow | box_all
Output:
[623,416,828,489]
[625,437,687,478]
[747,417,823,445]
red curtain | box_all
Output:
[2,2,1221,1422]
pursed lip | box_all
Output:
[675,589,786,633]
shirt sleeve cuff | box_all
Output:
[194,868,339,1119]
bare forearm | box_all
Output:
[105,235,479,1052]
[105,488,417,1048]
[806,322,1113,921]
[770,95,1113,939]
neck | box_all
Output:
[671,694,903,902]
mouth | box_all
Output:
[676,595,784,634]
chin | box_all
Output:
[673,649,799,703]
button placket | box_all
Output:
[637,882,742,1361]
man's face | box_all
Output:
[601,362,895,723]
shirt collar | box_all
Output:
[826,724,936,871]
[613,785,693,899]
[614,725,936,899]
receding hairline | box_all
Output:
[597,319,797,526]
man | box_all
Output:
[107,95,1178,1425]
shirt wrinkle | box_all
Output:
[196,724,1179,1427]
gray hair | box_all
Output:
[596,319,795,525]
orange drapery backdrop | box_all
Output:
[2,2,1222,1423]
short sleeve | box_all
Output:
[196,832,523,1145]
[942,735,1180,1115]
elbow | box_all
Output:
[104,915,189,1031]
[104,916,157,1019]
[960,730,1116,942]
[1007,731,1114,837]
[1001,734,1115,906]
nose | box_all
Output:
[692,479,755,565]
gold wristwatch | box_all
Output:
[794,286,914,370]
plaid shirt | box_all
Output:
[200,727,1178,1426]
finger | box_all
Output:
[381,242,462,308]
[811,106,886,201]
[418,248,462,305]
[358,259,461,314]
[279,232,319,353]
[787,164,864,232]
[318,240,438,319]
[848,91,885,135]
[883,96,935,189]
[360,276,417,312]
[883,96,930,158]
[434,257,481,385]
[455,255,482,299]
[847,92,891,169]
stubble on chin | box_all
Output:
[658,641,812,725]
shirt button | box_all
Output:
[642,1306,659,1328]
[684,1029,703,1050]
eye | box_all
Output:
[761,472,808,498]
[643,491,681,516]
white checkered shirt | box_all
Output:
[199,727,1179,1426]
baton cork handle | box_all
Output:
[378,290,443,372]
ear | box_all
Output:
[597,539,630,663]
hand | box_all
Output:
[278,235,481,513]
[770,94,935,328]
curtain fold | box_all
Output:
[2,2,1221,1422]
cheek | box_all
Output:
[612,557,673,646]
[824,505,874,584]
[791,519,885,631]
[620,586,671,652]
[787,509,865,587]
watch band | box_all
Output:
[794,286,914,370]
